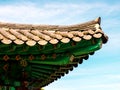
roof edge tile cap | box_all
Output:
[102,34,108,44]
[0,17,101,30]
[94,17,101,25]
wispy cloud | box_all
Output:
[105,74,120,80]
[0,3,65,24]
[45,70,120,90]
[44,60,120,90]
[0,1,119,90]
[0,2,120,25]
[45,78,120,90]
[83,83,120,90]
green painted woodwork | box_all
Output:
[31,64,59,70]
[0,37,103,89]
[0,87,15,90]
[73,38,102,56]
[29,55,72,65]
[0,38,98,55]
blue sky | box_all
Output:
[0,0,120,90]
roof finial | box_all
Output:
[95,17,101,25]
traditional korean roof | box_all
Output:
[0,17,108,89]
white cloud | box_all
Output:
[44,78,120,90]
[84,83,120,90]
[0,2,120,25]
[105,74,120,80]
[0,2,119,90]
[44,61,120,90]
[0,4,65,23]
[44,58,120,90]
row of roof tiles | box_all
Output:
[0,17,100,30]
[0,17,107,46]
[0,27,104,46]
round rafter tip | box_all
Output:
[26,40,36,46]
[83,55,89,60]
[93,33,102,38]
[49,39,58,44]
[79,59,83,64]
[61,38,70,43]
[38,40,48,46]
[14,39,24,45]
[102,34,108,44]
[72,37,81,42]
[1,38,12,44]
[83,35,92,40]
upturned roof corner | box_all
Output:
[0,17,108,90]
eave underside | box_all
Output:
[0,38,103,89]
[0,17,108,89]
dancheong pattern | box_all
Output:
[0,17,108,90]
